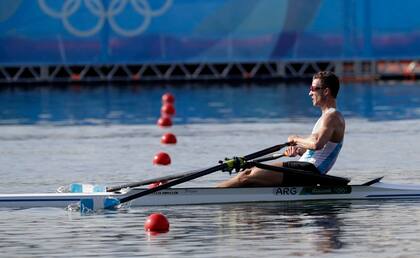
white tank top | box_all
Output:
[299,108,343,174]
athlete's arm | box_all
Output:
[288,112,338,150]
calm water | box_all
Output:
[1,82,420,257]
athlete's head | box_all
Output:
[312,71,340,98]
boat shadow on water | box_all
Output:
[217,201,350,252]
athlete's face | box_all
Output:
[309,78,327,106]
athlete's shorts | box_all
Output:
[281,161,322,186]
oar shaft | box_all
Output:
[106,170,200,192]
[243,143,289,160]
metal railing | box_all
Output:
[0,60,418,84]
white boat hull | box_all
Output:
[2,182,420,209]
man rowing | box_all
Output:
[218,71,345,187]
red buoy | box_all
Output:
[153,152,171,165]
[148,180,168,189]
[161,133,177,144]
[157,116,172,127]
[161,103,175,116]
[162,93,175,104]
[144,213,170,233]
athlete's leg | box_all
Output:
[217,162,284,187]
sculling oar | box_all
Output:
[98,153,286,193]
[70,153,286,193]
[79,143,291,211]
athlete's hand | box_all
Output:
[284,146,300,157]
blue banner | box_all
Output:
[0,0,419,65]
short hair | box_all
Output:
[313,71,340,98]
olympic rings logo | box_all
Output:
[38,0,172,37]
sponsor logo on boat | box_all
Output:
[152,191,179,195]
[300,186,352,195]
[275,187,298,195]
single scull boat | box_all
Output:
[2,144,419,211]
[1,178,420,209]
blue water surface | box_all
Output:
[1,81,420,125]
[1,81,420,258]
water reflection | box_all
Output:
[218,201,348,253]
[149,201,351,255]
[1,82,420,125]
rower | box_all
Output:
[218,71,345,187]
